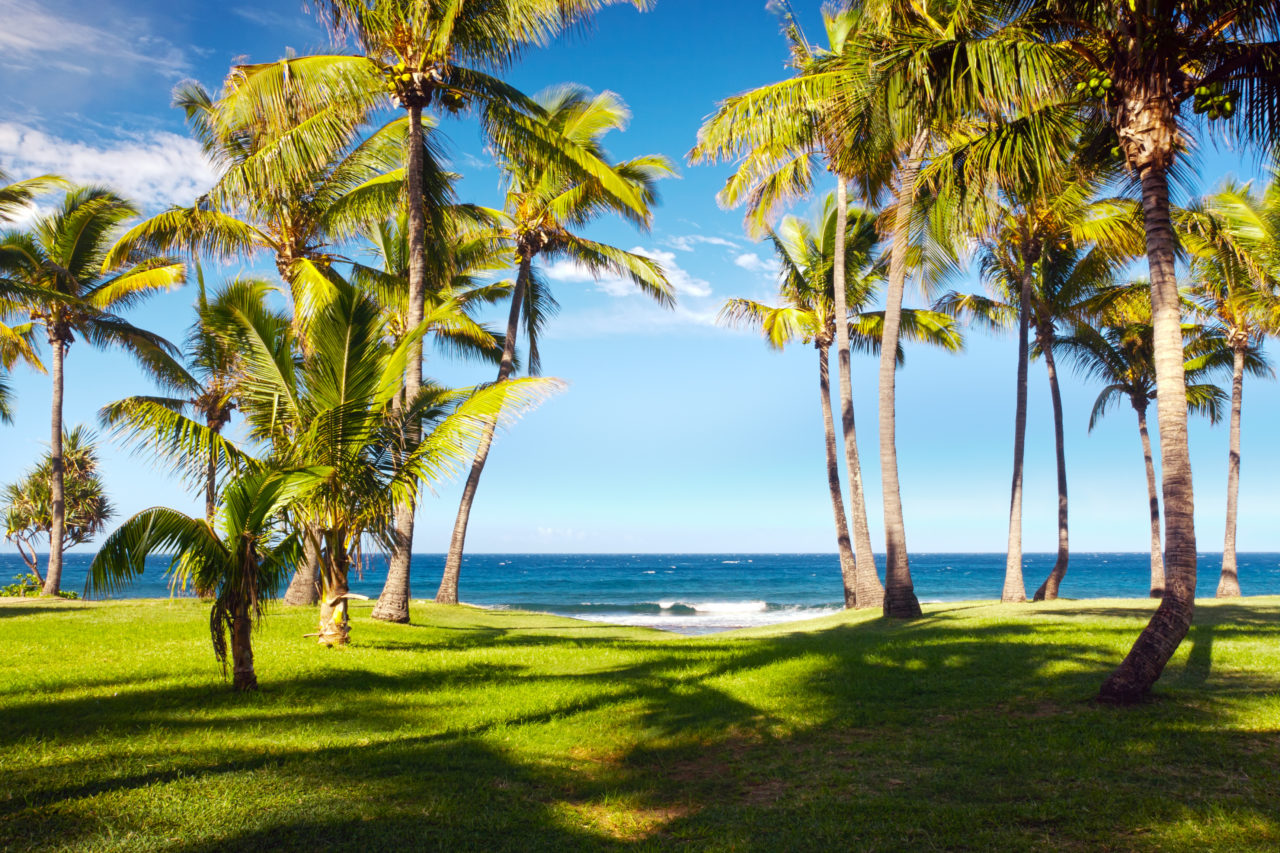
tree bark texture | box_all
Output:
[374,103,430,624]
[1135,404,1165,597]
[818,341,858,607]
[1217,344,1245,598]
[879,131,928,619]
[832,179,883,609]
[437,258,529,604]
[1099,162,1196,704]
[1003,264,1032,604]
[283,524,322,606]
[42,332,66,597]
[1033,331,1070,601]
[230,601,258,691]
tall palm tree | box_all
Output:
[0,187,184,596]
[435,85,672,605]
[995,0,1280,703]
[719,193,961,607]
[1058,309,1240,597]
[1179,178,1280,597]
[242,0,655,620]
[89,467,327,690]
[691,6,892,609]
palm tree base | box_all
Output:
[371,594,410,623]
[882,589,922,619]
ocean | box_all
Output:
[7,551,1280,635]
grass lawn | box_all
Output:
[2,596,1279,851]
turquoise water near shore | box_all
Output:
[7,551,1280,634]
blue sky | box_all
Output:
[1,0,1277,557]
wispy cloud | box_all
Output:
[733,252,780,276]
[664,233,739,252]
[0,123,216,209]
[543,247,712,300]
[0,0,189,77]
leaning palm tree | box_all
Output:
[0,186,184,596]
[1058,308,1241,597]
[719,193,960,607]
[89,467,327,691]
[435,85,672,606]
[991,0,1280,703]
[1179,178,1280,597]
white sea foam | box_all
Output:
[721,560,740,564]
[571,604,840,635]
[692,600,768,613]
[641,570,656,574]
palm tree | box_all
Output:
[435,85,672,605]
[1058,308,1240,597]
[691,6,891,610]
[0,168,62,224]
[719,193,961,607]
[88,467,327,690]
[993,0,1280,703]
[3,425,114,582]
[935,167,1143,602]
[1179,178,1280,597]
[0,187,184,596]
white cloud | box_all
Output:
[734,252,780,276]
[665,233,739,252]
[632,247,712,298]
[0,123,216,210]
[540,248,712,300]
[0,0,189,77]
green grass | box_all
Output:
[2,596,1279,851]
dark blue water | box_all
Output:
[8,552,1280,634]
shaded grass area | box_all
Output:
[2,597,1279,851]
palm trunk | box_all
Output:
[1136,403,1164,597]
[1003,262,1032,604]
[832,178,883,609]
[196,424,220,600]
[374,103,430,624]
[284,524,322,606]
[818,340,858,607]
[879,131,928,619]
[1033,330,1069,601]
[1099,161,1196,704]
[437,256,530,604]
[230,598,257,691]
[42,333,66,597]
[1217,343,1245,598]
[317,531,351,646]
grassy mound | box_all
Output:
[2,597,1279,850]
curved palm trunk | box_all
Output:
[230,598,257,691]
[284,524,322,606]
[1003,265,1032,603]
[832,179,883,609]
[437,257,530,604]
[879,131,928,619]
[196,424,220,600]
[1135,404,1164,597]
[1033,333,1070,601]
[42,334,66,597]
[374,104,431,624]
[818,340,858,607]
[1099,162,1196,704]
[1217,344,1245,598]
[317,531,351,645]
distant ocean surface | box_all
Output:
[7,552,1280,635]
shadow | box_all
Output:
[1181,623,1214,687]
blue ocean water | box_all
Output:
[7,551,1280,634]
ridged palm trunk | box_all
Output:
[230,594,257,691]
[832,179,883,609]
[1135,402,1165,597]
[436,257,530,604]
[373,103,431,624]
[818,339,858,607]
[284,525,322,605]
[1217,342,1246,598]
[317,531,351,645]
[1099,154,1196,704]
[1033,330,1070,601]
[879,132,928,619]
[1003,265,1032,603]
[41,329,67,597]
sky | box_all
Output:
[1,0,1278,558]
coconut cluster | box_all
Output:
[1075,74,1113,100]
[379,61,464,112]
[1192,82,1235,121]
